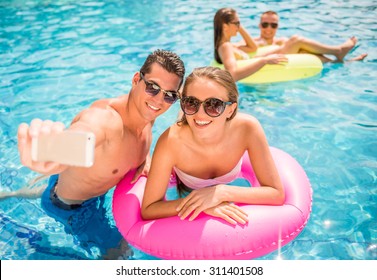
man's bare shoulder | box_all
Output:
[90,98,112,108]
[90,95,127,109]
[72,96,127,132]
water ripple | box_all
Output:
[1,0,376,260]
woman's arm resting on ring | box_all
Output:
[141,128,184,220]
[204,202,249,225]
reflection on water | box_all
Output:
[0,0,376,260]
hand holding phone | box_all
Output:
[31,131,96,167]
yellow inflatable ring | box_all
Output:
[211,46,323,85]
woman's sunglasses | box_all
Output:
[261,22,278,29]
[180,96,233,118]
[229,20,240,27]
[140,72,179,104]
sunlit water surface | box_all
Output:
[0,0,376,260]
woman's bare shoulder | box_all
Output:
[235,113,259,125]
[219,41,234,52]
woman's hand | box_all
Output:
[176,185,225,221]
[204,202,248,225]
[264,54,288,65]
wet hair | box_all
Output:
[176,66,239,196]
[139,49,185,88]
[213,7,237,64]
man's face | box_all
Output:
[259,13,279,40]
[134,63,182,122]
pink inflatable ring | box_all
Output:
[113,147,312,259]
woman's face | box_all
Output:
[226,13,240,37]
[183,78,236,135]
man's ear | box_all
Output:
[132,72,140,86]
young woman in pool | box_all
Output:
[141,66,284,225]
[214,7,363,81]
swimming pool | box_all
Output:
[0,0,376,260]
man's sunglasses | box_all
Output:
[140,72,179,104]
[180,96,233,118]
[261,22,278,29]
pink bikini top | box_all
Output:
[173,159,243,189]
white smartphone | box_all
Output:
[31,131,96,167]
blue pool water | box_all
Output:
[0,0,376,260]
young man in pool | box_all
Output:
[16,49,185,257]
[253,10,367,62]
